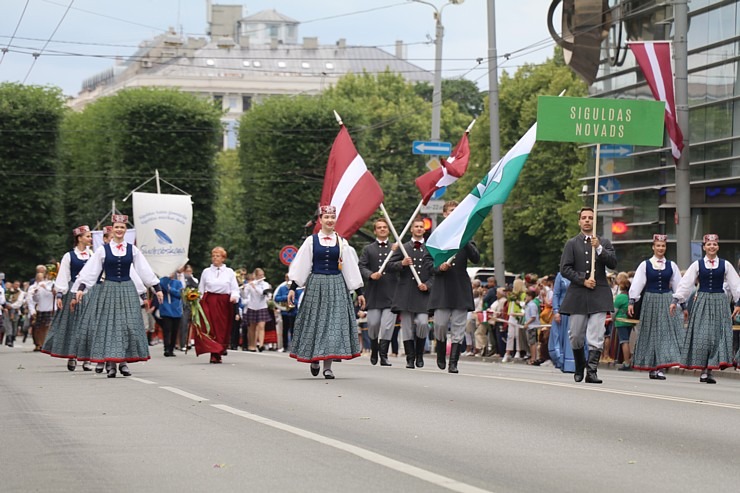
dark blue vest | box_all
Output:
[69,249,88,288]
[311,234,341,275]
[698,258,725,293]
[103,243,133,282]
[645,259,673,293]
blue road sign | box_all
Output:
[593,144,634,159]
[599,177,622,203]
[432,186,446,199]
[413,140,452,155]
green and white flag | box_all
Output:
[426,122,537,267]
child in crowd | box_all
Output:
[523,289,540,365]
[613,278,634,371]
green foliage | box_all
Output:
[0,83,66,278]
[59,88,222,271]
[414,78,485,117]
[456,49,588,275]
[211,150,248,266]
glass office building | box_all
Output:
[585,0,740,269]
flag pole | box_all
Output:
[333,110,343,126]
[589,143,601,281]
[377,199,423,274]
[379,203,423,286]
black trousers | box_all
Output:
[160,316,181,354]
[282,314,295,351]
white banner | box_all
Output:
[92,229,136,251]
[132,192,192,277]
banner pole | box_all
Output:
[379,203,422,286]
[378,200,423,274]
[590,143,601,281]
[155,169,161,194]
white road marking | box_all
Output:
[129,377,156,385]
[160,386,208,402]
[212,404,493,493]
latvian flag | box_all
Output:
[629,41,684,162]
[414,132,471,205]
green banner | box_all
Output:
[536,96,665,146]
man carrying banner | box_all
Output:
[359,218,398,367]
[558,207,617,384]
[423,201,480,374]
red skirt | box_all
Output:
[197,293,231,353]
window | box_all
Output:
[242,60,250,67]
[253,61,262,68]
[301,62,310,69]
[325,62,334,70]
[277,61,287,69]
[242,95,252,112]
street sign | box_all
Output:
[421,199,445,214]
[599,177,622,203]
[536,96,665,146]
[593,144,633,158]
[413,140,452,155]
[431,186,446,199]
[425,157,441,171]
[279,245,298,266]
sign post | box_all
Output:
[537,96,665,280]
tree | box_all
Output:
[414,78,485,117]
[211,149,248,267]
[0,83,66,278]
[456,48,588,275]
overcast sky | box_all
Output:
[0,0,556,97]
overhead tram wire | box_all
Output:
[23,0,75,83]
[0,0,31,66]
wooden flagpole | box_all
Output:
[377,199,423,274]
[589,143,601,281]
[379,203,423,286]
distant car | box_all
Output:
[467,267,517,288]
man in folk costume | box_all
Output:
[386,216,433,369]
[559,207,618,384]
[359,218,399,367]
[27,271,55,351]
[422,201,480,374]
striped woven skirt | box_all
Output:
[632,292,683,371]
[75,281,150,363]
[680,291,734,370]
[42,292,82,359]
[290,273,361,363]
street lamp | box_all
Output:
[412,0,465,143]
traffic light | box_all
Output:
[612,221,628,234]
[422,217,433,231]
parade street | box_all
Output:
[2,346,739,493]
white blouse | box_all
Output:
[672,257,740,303]
[54,247,93,294]
[71,241,160,291]
[28,280,55,314]
[288,234,363,291]
[628,256,682,301]
[199,265,240,301]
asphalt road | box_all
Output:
[2,342,740,493]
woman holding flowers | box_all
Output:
[197,247,240,363]
[287,205,365,379]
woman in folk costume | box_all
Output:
[286,205,365,379]
[627,234,684,380]
[670,234,740,384]
[244,267,272,352]
[73,215,163,378]
[197,246,240,364]
[42,225,94,370]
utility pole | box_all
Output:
[673,0,691,269]
[487,0,504,287]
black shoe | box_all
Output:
[370,340,379,365]
[573,347,586,382]
[415,337,426,368]
[323,369,335,379]
[310,362,320,377]
[95,363,104,374]
[107,364,116,378]
[119,364,131,377]
[436,339,446,370]
[82,361,92,371]
[403,340,415,369]
[67,359,76,371]
[379,340,392,366]
[448,343,461,374]
[700,374,717,384]
[655,371,666,380]
[585,349,602,384]
[649,371,658,380]
[257,346,264,353]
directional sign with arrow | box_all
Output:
[592,144,633,159]
[412,140,452,156]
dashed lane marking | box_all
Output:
[159,386,208,402]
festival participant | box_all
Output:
[176,264,198,351]
[158,271,183,357]
[244,267,272,352]
[27,272,55,351]
[501,279,527,362]
[198,247,240,363]
[386,216,432,369]
[286,205,365,379]
[559,207,618,384]
[274,273,302,353]
[422,200,480,374]
[548,272,572,371]
[42,225,93,370]
[670,234,740,384]
[73,215,163,378]
[627,234,683,379]
[358,218,398,367]
[3,280,26,347]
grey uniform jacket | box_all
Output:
[359,240,398,310]
[386,240,433,314]
[558,233,617,315]
[423,241,480,311]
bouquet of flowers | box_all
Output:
[183,287,222,355]
[46,263,59,281]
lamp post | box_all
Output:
[412,0,465,143]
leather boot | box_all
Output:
[415,337,426,368]
[586,349,602,384]
[436,339,446,370]
[370,340,379,365]
[573,347,586,383]
[403,340,415,369]
[379,340,392,366]
[448,343,461,374]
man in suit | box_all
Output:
[423,201,480,374]
[386,216,433,369]
[559,207,618,384]
[359,218,398,366]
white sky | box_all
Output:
[0,0,556,97]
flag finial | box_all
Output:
[465,119,477,134]
[333,110,343,126]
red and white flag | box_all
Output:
[414,132,470,205]
[317,125,383,238]
[629,41,684,161]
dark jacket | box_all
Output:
[423,242,480,311]
[559,233,617,315]
[359,240,398,310]
[386,239,433,314]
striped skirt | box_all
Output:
[680,291,734,370]
[75,281,150,363]
[42,292,82,358]
[632,292,683,371]
[290,273,361,363]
